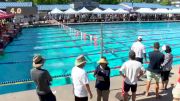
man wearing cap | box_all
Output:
[120,51,144,101]
[30,54,56,101]
[71,55,93,101]
[131,36,147,64]
[146,42,164,98]
[94,57,110,101]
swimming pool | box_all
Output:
[0,22,180,94]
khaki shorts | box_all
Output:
[146,71,160,82]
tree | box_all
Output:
[160,0,170,5]
[5,0,170,5]
[100,0,119,4]
[112,0,119,4]
[32,0,43,4]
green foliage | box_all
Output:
[99,0,119,4]
[160,0,170,5]
[30,0,71,4]
[133,0,143,3]
[6,0,171,5]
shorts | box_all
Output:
[124,82,137,93]
[37,92,56,101]
[135,58,143,64]
[75,96,88,101]
[161,71,170,81]
[146,71,160,82]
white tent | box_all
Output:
[136,8,154,14]
[64,8,78,14]
[154,8,170,14]
[102,8,116,14]
[170,9,180,14]
[78,7,91,13]
[115,8,129,14]
[50,8,63,14]
[91,8,103,14]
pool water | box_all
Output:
[0,22,180,94]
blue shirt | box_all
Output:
[148,50,164,74]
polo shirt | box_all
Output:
[30,68,52,95]
[71,66,89,97]
[148,50,164,74]
[131,41,146,58]
[120,60,143,85]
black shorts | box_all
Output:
[135,58,143,64]
[75,96,88,101]
[124,82,137,93]
[161,71,170,81]
[37,92,56,101]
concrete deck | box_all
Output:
[0,66,179,101]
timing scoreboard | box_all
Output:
[6,7,37,16]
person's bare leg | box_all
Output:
[173,98,180,101]
[124,92,128,101]
[97,89,102,101]
[146,81,151,96]
[132,92,136,101]
[165,80,169,89]
[102,90,109,101]
[161,81,165,89]
[155,81,160,98]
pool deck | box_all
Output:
[0,65,179,101]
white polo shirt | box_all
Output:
[120,60,144,85]
[71,66,89,97]
[131,41,146,58]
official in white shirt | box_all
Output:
[131,36,147,63]
[71,55,93,101]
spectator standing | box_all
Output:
[30,54,56,101]
[172,67,180,101]
[120,51,144,101]
[94,57,110,101]
[161,45,173,90]
[131,36,147,64]
[71,55,93,101]
[146,42,164,98]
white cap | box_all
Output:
[162,44,166,51]
[138,36,142,40]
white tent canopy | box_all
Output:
[91,8,103,14]
[136,8,154,14]
[78,7,91,13]
[102,8,116,14]
[64,8,78,14]
[170,9,180,14]
[154,8,170,14]
[115,8,129,14]
[50,8,63,14]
